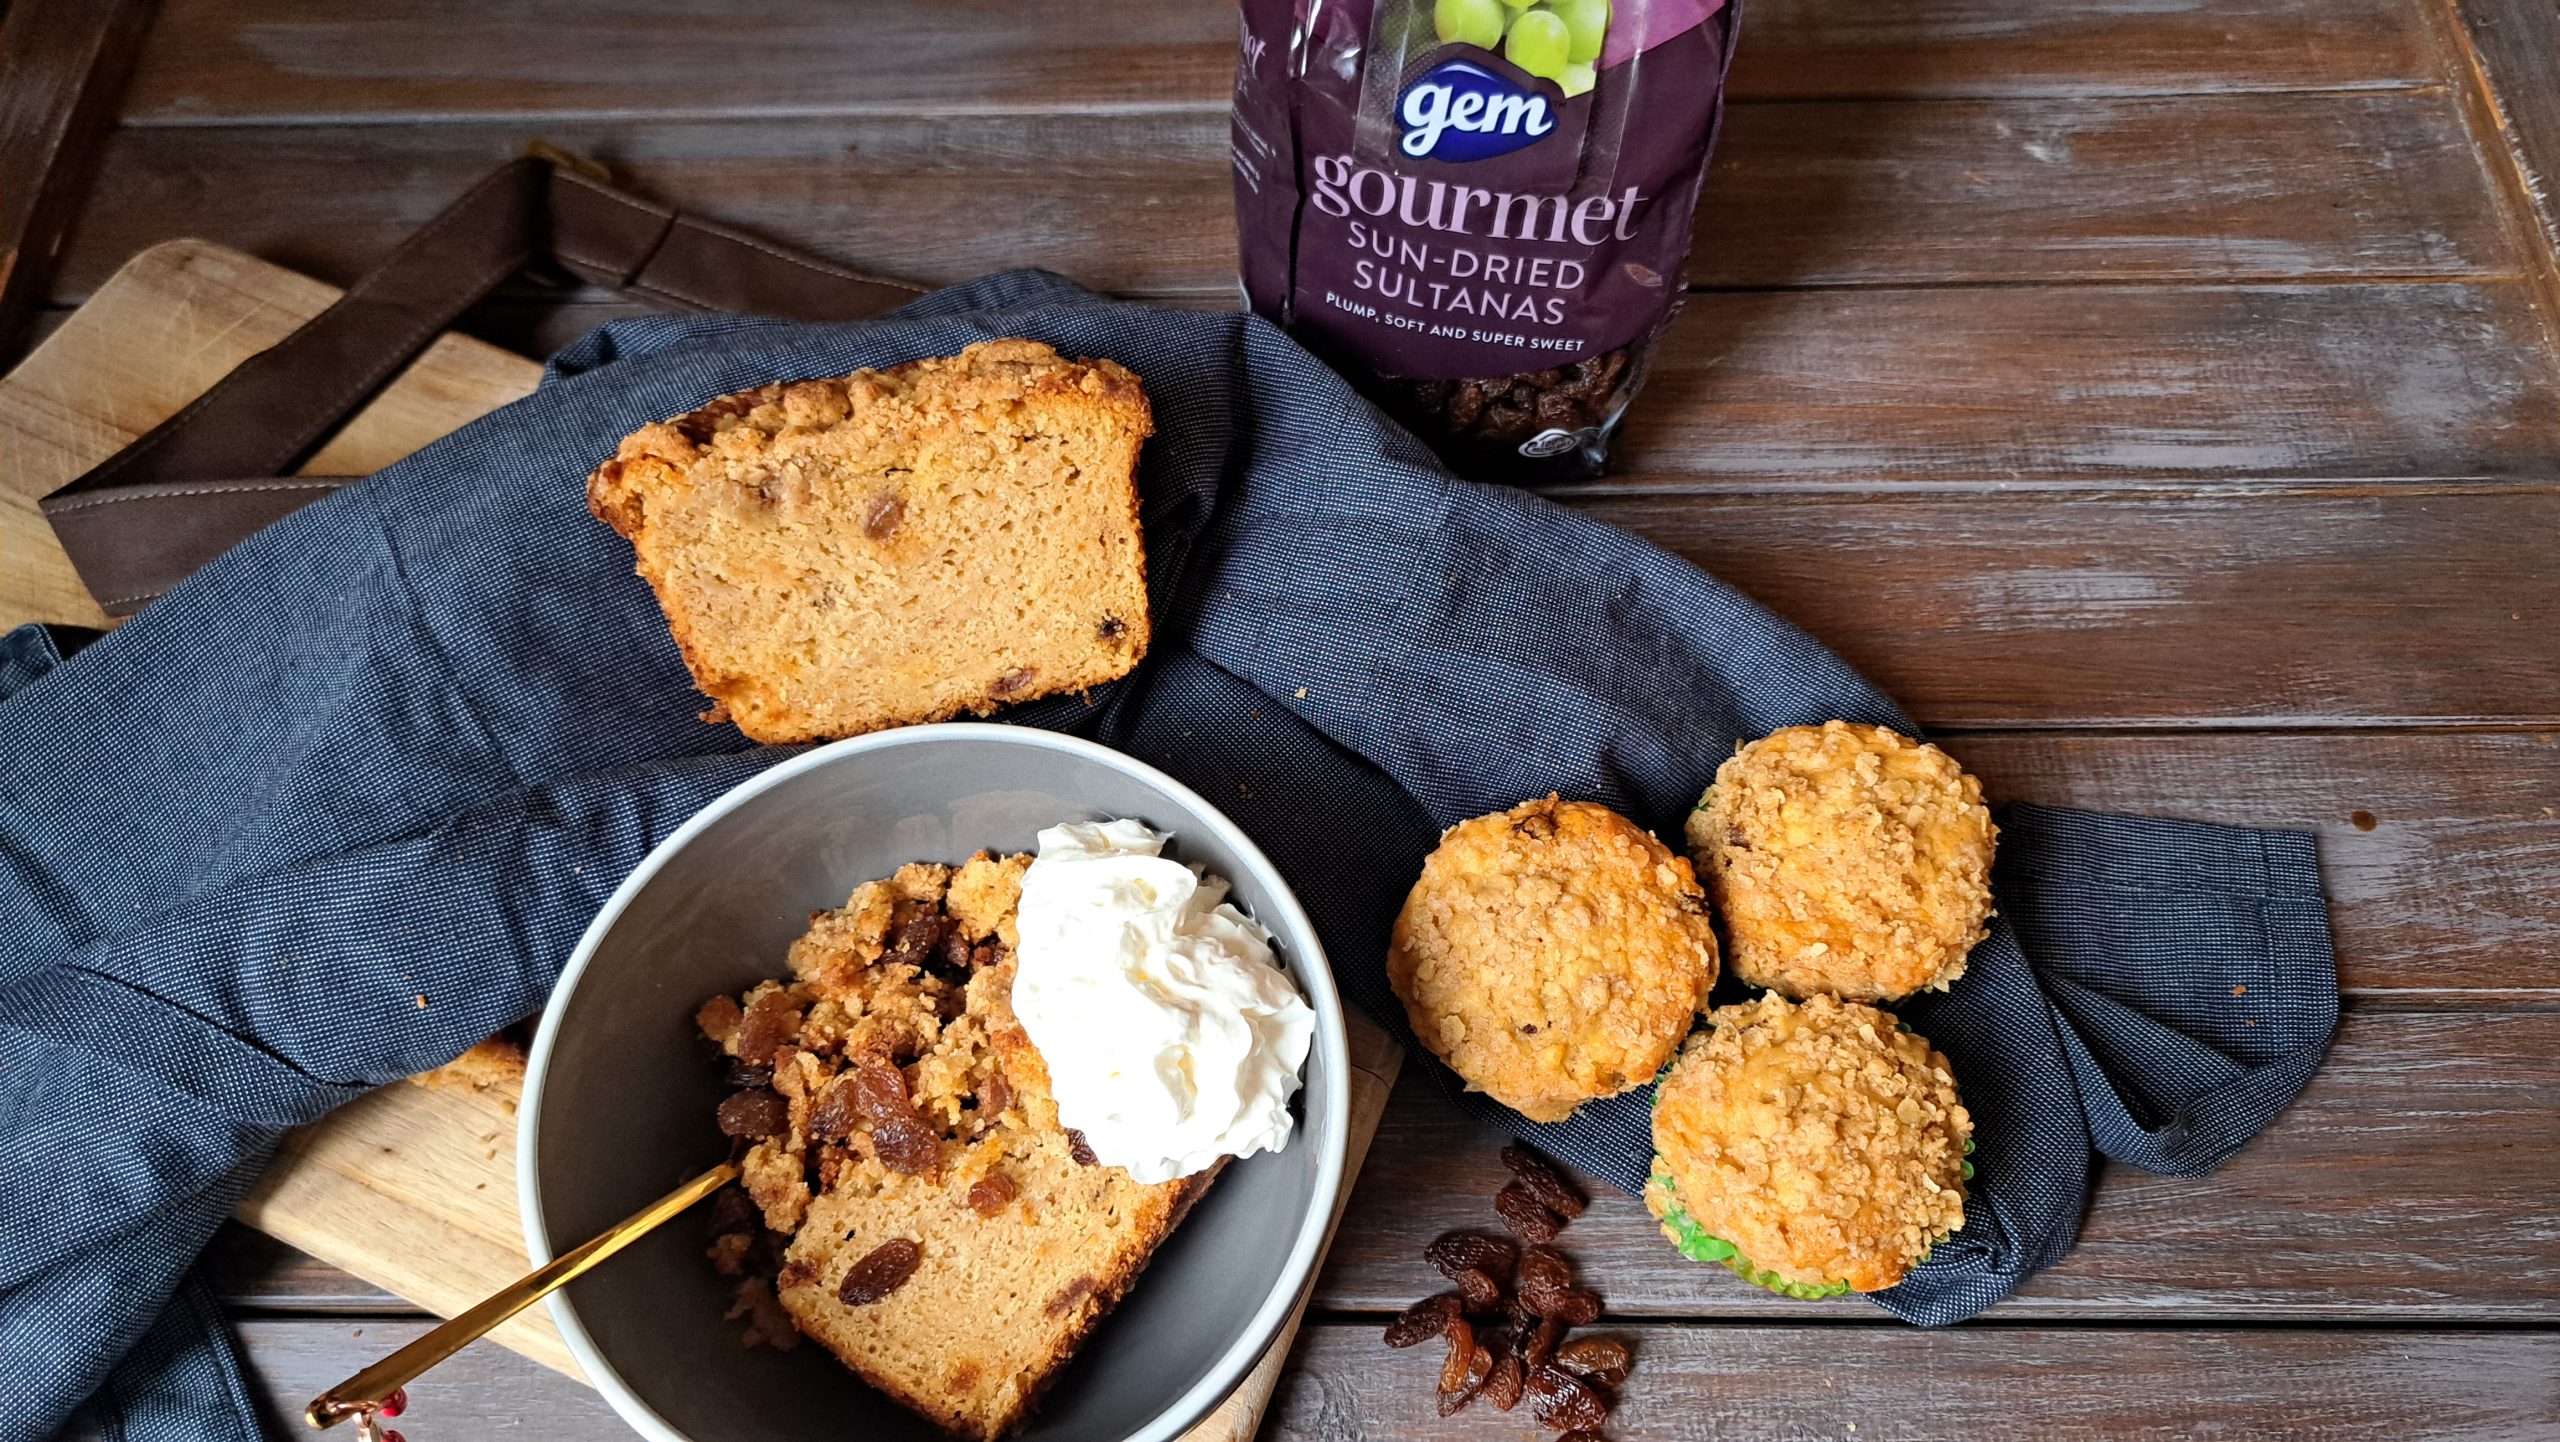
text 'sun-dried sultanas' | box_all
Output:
[1482,1347,1526,1412]
[1501,1143,1589,1219]
[716,1088,788,1139]
[1554,1336,1633,1387]
[1454,1266,1504,1313]
[1526,1366,1611,1431]
[1438,1319,1480,1393]
[1384,1292,1465,1348]
[1426,1230,1519,1285]
[1496,1180,1564,1243]
[870,1115,941,1176]
[1234,0,1742,482]
[837,1238,922,1305]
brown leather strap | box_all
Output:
[41,153,926,616]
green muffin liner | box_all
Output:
[1645,1030,1973,1296]
[1648,1168,1855,1300]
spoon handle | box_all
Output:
[305,1159,742,1428]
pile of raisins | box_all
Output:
[1383,1144,1629,1437]
[1369,348,1632,482]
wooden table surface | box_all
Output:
[10,0,2559,1437]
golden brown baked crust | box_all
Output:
[1387,796,1719,1123]
[409,1028,529,1105]
[589,339,1154,744]
[700,854,1210,1439]
[1647,992,1970,1293]
[1687,721,1996,1001]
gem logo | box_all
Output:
[1398,57,1556,163]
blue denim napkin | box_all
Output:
[0,272,2335,1439]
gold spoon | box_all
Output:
[304,1160,741,1429]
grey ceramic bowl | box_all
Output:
[521,723,1350,1442]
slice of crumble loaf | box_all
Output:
[698,854,1215,1440]
[589,340,1154,744]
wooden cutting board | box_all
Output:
[0,240,1404,1438]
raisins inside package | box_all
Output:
[1234,0,1738,482]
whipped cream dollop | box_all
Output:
[1009,819,1315,1184]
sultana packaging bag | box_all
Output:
[1233,0,1738,483]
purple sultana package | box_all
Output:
[1234,0,1739,483]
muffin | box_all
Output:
[1645,993,1971,1297]
[1388,795,1718,1123]
[1687,721,1995,1001]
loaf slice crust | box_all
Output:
[590,340,1154,744]
[699,855,1217,1439]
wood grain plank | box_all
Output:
[1607,283,2560,484]
[1950,731,2560,998]
[1703,93,2518,285]
[2439,0,2560,262]
[0,0,155,366]
[52,115,1235,305]
[116,0,2442,124]
[180,1318,611,1441]
[22,313,2560,726]
[2426,0,2560,411]
[1730,0,2442,101]
[122,0,1244,123]
[1321,1011,2560,1321]
[1269,1324,2560,1440]
[21,271,2560,724]
[160,1316,2560,1442]
[199,1222,407,1313]
[1584,489,2560,727]
[435,285,2560,491]
[48,92,2519,306]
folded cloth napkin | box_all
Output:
[0,271,2337,1440]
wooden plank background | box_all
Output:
[12,0,2560,1435]
[0,0,153,368]
[190,1317,2560,1442]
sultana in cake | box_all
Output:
[697,853,1214,1439]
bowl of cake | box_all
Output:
[520,722,1351,1442]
